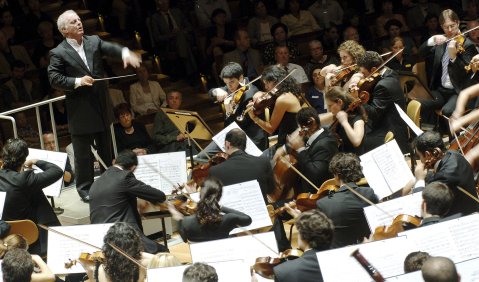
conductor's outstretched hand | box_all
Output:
[124,51,142,68]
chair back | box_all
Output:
[384,131,395,143]
[5,220,39,245]
[407,100,421,127]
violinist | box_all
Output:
[356,51,409,153]
[169,177,252,243]
[2,248,55,282]
[417,9,478,120]
[420,182,456,227]
[320,40,365,93]
[273,209,333,282]
[89,150,168,254]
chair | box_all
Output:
[407,100,421,128]
[5,220,39,245]
[384,131,395,143]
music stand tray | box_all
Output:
[161,108,213,141]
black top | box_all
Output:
[277,111,298,146]
[273,249,324,282]
[114,121,155,153]
[336,114,364,154]
[178,206,252,242]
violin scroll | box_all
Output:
[423,148,444,169]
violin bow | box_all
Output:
[457,186,479,204]
[233,224,280,256]
[444,115,466,155]
[445,24,479,44]
[342,183,395,219]
[38,224,102,250]
[363,48,404,81]
[278,155,320,192]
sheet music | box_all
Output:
[317,236,416,281]
[363,192,423,232]
[47,224,113,274]
[360,140,414,199]
[135,152,187,195]
[399,213,479,262]
[27,148,67,197]
[394,103,423,136]
[0,192,6,220]
[147,260,251,282]
[219,180,272,234]
[212,122,262,156]
[190,232,277,266]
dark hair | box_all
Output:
[295,209,333,250]
[11,60,25,70]
[270,22,288,37]
[357,51,383,71]
[296,107,320,128]
[2,248,34,282]
[414,131,446,154]
[325,86,367,122]
[2,138,29,170]
[384,19,403,31]
[424,13,438,25]
[404,251,431,273]
[422,182,454,216]
[210,8,226,22]
[439,9,459,26]
[0,234,28,259]
[196,177,223,225]
[329,153,363,183]
[220,62,243,79]
[262,65,300,96]
[225,128,246,151]
[115,150,139,170]
[102,223,142,282]
[183,262,218,282]
[113,103,132,119]
[422,256,459,282]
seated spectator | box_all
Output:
[462,0,479,23]
[113,103,155,155]
[262,22,300,65]
[375,0,409,38]
[422,256,460,282]
[222,29,263,79]
[281,0,319,36]
[407,0,440,30]
[2,248,55,282]
[195,0,232,28]
[467,20,479,53]
[152,91,189,153]
[0,234,28,258]
[42,132,74,187]
[2,60,41,109]
[23,0,54,40]
[183,262,218,282]
[129,64,166,115]
[404,251,431,273]
[247,1,278,46]
[0,30,35,79]
[321,24,340,51]
[306,67,326,113]
[43,88,68,134]
[0,9,24,45]
[147,253,182,268]
[380,19,417,56]
[304,39,340,80]
[308,0,343,29]
[385,37,415,72]
[15,112,39,147]
[274,45,309,86]
[343,26,360,42]
[205,9,236,60]
[420,14,442,45]
[342,11,372,43]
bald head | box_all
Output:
[422,257,459,282]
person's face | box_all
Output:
[392,40,404,54]
[327,27,339,41]
[310,42,323,60]
[275,47,289,65]
[213,13,226,25]
[339,50,353,66]
[237,31,250,50]
[388,25,401,38]
[468,23,479,43]
[1,11,12,26]
[167,92,182,109]
[223,77,242,93]
[312,69,325,89]
[118,112,133,128]
[255,2,267,18]
[326,98,343,115]
[12,66,25,80]
[426,17,439,32]
[157,0,170,11]
[344,28,359,42]
[43,134,56,151]
[359,66,371,77]
[136,66,149,82]
[273,27,287,42]
[263,80,275,92]
[63,12,84,39]
[27,0,40,11]
[441,18,460,38]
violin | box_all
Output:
[252,249,304,279]
[191,152,228,186]
[423,148,445,169]
[449,121,479,156]
[351,249,385,282]
[371,214,421,241]
[65,251,105,269]
[465,61,479,74]
[331,65,357,87]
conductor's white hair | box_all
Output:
[57,10,78,36]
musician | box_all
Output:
[274,107,337,194]
[183,263,218,282]
[2,248,55,282]
[417,9,478,119]
[89,150,167,254]
[320,40,365,93]
[356,51,409,154]
[273,209,333,282]
[420,182,455,227]
[422,256,460,282]
[169,177,252,243]
[404,251,431,273]
[321,86,367,154]
[401,131,479,216]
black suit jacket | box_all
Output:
[89,166,166,229]
[273,249,323,282]
[296,129,338,194]
[48,35,123,135]
[418,37,478,92]
[209,150,274,203]
[317,183,379,248]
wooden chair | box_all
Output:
[5,220,39,245]
[407,99,421,127]
[384,131,395,143]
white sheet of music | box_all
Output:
[399,213,479,262]
[134,152,187,195]
[212,122,262,157]
[219,180,271,234]
[363,192,423,232]
[47,224,113,274]
[146,260,251,282]
[0,192,6,220]
[190,231,277,266]
[394,103,423,136]
[317,236,416,281]
[27,148,67,197]
[360,140,414,199]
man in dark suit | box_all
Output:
[274,107,338,194]
[356,51,409,154]
[418,9,477,119]
[89,150,167,253]
[0,138,63,256]
[48,10,141,202]
[222,29,263,80]
[272,209,333,282]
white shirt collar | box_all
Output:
[307,128,324,147]
[66,37,83,50]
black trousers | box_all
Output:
[71,131,112,198]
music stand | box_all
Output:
[161,108,213,166]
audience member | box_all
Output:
[0,9,23,45]
[305,67,326,113]
[0,30,35,78]
[147,253,182,268]
[23,0,54,40]
[223,29,263,79]
[247,1,278,46]
[467,20,479,53]
[304,40,339,80]
[15,112,39,147]
[275,45,308,86]
[2,248,55,282]
[183,262,218,282]
[385,37,415,72]
[262,22,299,65]
[308,0,343,29]
[406,0,440,30]
[129,64,166,115]
[375,0,409,38]
[42,132,74,187]
[380,19,417,56]
[420,14,442,44]
[113,103,155,155]
[462,0,479,22]
[321,24,340,51]
[281,0,319,36]
[422,256,460,282]
[44,88,68,133]
[2,60,40,109]
[343,26,360,42]
[404,251,431,273]
[195,0,232,28]
[420,182,456,226]
[205,8,236,60]
[342,11,372,44]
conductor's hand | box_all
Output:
[123,51,142,69]
[471,54,479,64]
[80,75,94,86]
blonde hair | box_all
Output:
[337,40,366,63]
[0,234,28,259]
[147,253,182,269]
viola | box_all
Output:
[423,148,445,169]
[191,152,228,186]
[65,251,105,269]
[371,214,421,241]
[252,249,304,279]
[351,249,385,282]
